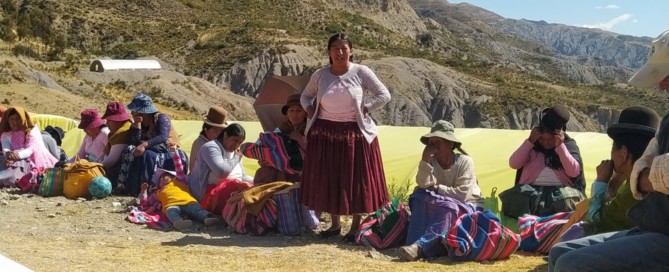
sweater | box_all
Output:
[509,140,581,187]
[189,139,253,202]
[415,154,482,204]
[300,63,391,144]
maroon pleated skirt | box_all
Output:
[300,118,389,215]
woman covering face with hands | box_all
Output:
[502,105,586,218]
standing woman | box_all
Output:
[300,33,391,240]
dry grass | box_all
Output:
[0,191,547,272]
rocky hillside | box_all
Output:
[0,0,666,131]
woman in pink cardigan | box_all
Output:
[0,107,58,188]
[501,105,586,218]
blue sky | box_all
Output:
[447,0,669,38]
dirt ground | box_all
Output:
[0,188,547,272]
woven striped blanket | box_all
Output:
[444,210,520,261]
[518,212,572,254]
[241,132,300,175]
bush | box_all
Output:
[387,178,414,203]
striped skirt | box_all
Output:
[300,119,389,215]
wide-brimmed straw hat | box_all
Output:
[281,94,303,115]
[127,93,158,114]
[607,106,659,138]
[203,106,228,128]
[420,120,461,145]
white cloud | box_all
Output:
[582,14,634,30]
[596,4,621,9]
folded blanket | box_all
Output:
[241,132,300,175]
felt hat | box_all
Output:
[78,108,105,129]
[203,106,228,128]
[281,94,303,115]
[607,106,659,138]
[539,105,570,133]
[629,29,669,89]
[45,125,65,146]
[420,120,461,145]
[101,101,132,122]
[127,93,158,114]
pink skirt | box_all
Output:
[300,119,389,215]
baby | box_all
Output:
[139,143,219,231]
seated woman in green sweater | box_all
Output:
[560,106,659,241]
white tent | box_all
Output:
[89,59,161,72]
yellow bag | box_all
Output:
[62,157,105,199]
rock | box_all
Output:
[1,200,8,206]
[77,197,87,202]
[9,195,20,200]
[56,202,63,207]
[55,211,62,215]
[47,214,56,218]
[112,202,122,207]
[36,207,46,212]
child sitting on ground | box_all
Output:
[139,142,219,231]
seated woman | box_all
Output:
[117,93,188,196]
[502,105,586,218]
[399,120,482,261]
[190,123,253,213]
[559,106,659,241]
[244,94,306,185]
[190,106,228,172]
[70,109,109,163]
[0,107,58,187]
[100,102,134,189]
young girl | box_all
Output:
[139,143,219,231]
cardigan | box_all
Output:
[300,63,391,144]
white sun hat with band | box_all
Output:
[629,29,669,89]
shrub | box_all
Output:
[387,178,414,203]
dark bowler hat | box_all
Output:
[539,105,570,133]
[607,106,660,138]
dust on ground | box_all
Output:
[0,188,547,272]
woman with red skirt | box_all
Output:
[300,33,391,240]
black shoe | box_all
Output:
[319,227,341,239]
[343,233,356,243]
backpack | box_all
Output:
[354,199,409,249]
[62,157,105,199]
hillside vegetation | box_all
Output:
[0,0,667,128]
